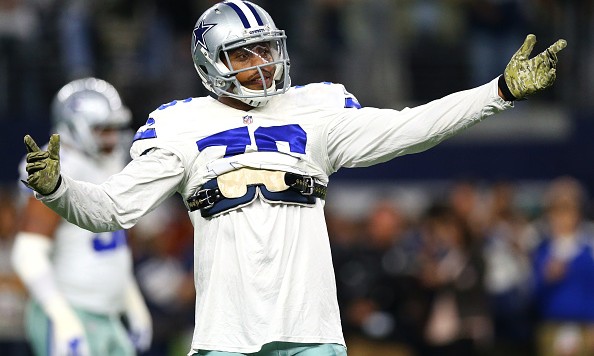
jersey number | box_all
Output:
[196,124,307,157]
[92,230,127,252]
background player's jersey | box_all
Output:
[20,145,132,315]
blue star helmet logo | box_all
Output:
[193,21,216,52]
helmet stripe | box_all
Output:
[223,1,259,28]
[242,1,264,26]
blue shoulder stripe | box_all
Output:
[133,117,157,141]
[345,97,362,109]
[133,128,157,141]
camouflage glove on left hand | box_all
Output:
[501,34,567,100]
[24,134,62,195]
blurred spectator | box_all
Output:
[482,181,537,355]
[56,0,155,81]
[531,176,594,356]
[55,0,204,127]
[542,0,593,107]
[126,0,204,127]
[406,0,469,101]
[288,0,347,87]
[419,204,491,356]
[447,179,488,241]
[56,0,96,80]
[461,0,529,87]
[0,0,44,120]
[339,0,409,107]
[333,200,423,355]
[0,186,32,356]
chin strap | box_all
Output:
[233,82,277,107]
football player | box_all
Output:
[13,78,152,356]
[21,1,566,355]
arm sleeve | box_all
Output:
[123,277,152,351]
[326,77,513,171]
[36,148,185,233]
[11,232,79,320]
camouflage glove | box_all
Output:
[501,34,567,100]
[24,134,62,195]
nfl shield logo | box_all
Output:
[243,115,253,125]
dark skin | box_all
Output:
[217,43,508,111]
[218,43,277,111]
[20,196,61,241]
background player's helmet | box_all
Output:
[51,77,132,157]
[191,0,290,107]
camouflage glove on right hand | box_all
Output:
[24,134,61,195]
[502,34,567,100]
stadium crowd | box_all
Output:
[1,0,593,355]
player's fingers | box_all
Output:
[25,161,47,174]
[48,134,60,160]
[547,68,557,86]
[515,34,536,60]
[24,135,41,153]
[548,39,567,55]
[538,68,556,89]
[545,49,558,68]
[26,151,49,163]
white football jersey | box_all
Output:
[40,78,512,353]
[20,144,132,315]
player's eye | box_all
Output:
[231,50,250,62]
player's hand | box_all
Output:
[24,134,61,195]
[49,305,91,356]
[124,281,153,352]
[128,317,153,352]
[127,303,153,352]
[502,34,567,100]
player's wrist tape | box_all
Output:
[46,175,63,195]
[498,75,518,101]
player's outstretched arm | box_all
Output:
[499,34,567,101]
[24,134,62,195]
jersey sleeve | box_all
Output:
[37,149,185,232]
[325,77,513,171]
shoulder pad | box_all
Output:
[290,82,361,109]
[130,97,204,159]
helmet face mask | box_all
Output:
[192,1,291,107]
[52,77,132,157]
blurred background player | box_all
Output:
[12,78,152,356]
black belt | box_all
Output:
[187,172,327,217]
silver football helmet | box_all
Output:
[51,77,132,157]
[191,0,290,107]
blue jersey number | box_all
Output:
[92,230,127,252]
[196,124,307,157]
